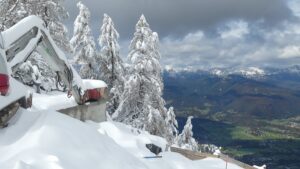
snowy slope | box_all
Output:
[0,109,148,169]
[0,108,242,169]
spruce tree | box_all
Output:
[165,107,179,145]
[70,1,96,79]
[0,0,71,52]
[177,116,199,151]
[115,15,167,137]
[98,14,124,115]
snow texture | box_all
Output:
[98,13,125,116]
[0,108,242,169]
[70,1,96,79]
[0,0,72,52]
[115,15,168,139]
[82,79,107,90]
[176,116,199,151]
[32,91,77,111]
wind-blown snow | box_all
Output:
[0,107,242,169]
[0,109,146,169]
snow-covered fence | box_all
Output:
[170,147,256,169]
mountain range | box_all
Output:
[163,65,300,168]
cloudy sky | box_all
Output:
[64,0,300,69]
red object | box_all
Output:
[87,89,101,101]
[0,73,9,96]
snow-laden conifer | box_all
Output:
[14,52,58,93]
[115,15,167,137]
[70,1,96,79]
[98,14,124,115]
[0,0,71,52]
[165,107,178,145]
[177,116,199,151]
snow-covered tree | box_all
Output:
[28,52,57,91]
[0,0,27,31]
[177,116,199,151]
[14,52,57,93]
[98,14,124,115]
[115,15,167,137]
[70,1,96,79]
[165,107,178,145]
[0,0,71,52]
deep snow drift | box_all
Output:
[0,107,242,169]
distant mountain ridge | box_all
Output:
[163,67,300,169]
[164,65,300,79]
[163,66,300,120]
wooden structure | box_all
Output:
[170,147,256,169]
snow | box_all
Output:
[32,92,77,111]
[0,109,146,169]
[238,67,265,77]
[0,106,243,169]
[82,79,107,90]
[253,164,266,169]
[211,69,224,76]
[164,65,174,72]
[213,149,221,156]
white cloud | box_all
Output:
[288,0,300,17]
[159,17,300,69]
[219,20,249,39]
[280,46,300,59]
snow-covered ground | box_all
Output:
[0,107,243,169]
[1,86,242,169]
[32,91,77,111]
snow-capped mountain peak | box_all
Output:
[237,67,265,77]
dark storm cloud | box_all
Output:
[64,0,293,40]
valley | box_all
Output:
[164,68,300,169]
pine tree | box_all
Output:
[0,0,71,52]
[115,15,167,137]
[0,0,27,31]
[70,1,96,79]
[14,52,58,93]
[98,14,124,115]
[165,107,179,145]
[177,116,199,151]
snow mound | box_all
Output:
[90,121,167,157]
[0,109,147,169]
[0,109,242,169]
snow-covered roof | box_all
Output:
[82,79,107,90]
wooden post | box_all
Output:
[225,155,228,169]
